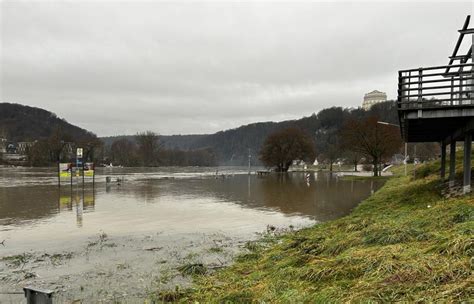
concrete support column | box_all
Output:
[449,139,456,187]
[440,141,446,180]
[463,133,472,194]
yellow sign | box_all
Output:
[84,162,95,177]
[59,163,72,178]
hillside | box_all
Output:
[103,101,399,165]
[0,103,96,141]
[101,134,208,151]
[2,101,399,165]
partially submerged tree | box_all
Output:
[136,131,161,166]
[47,126,73,163]
[109,138,138,166]
[343,150,362,172]
[340,117,402,176]
[316,129,341,171]
[259,127,315,172]
[77,136,103,163]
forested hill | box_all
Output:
[103,101,399,165]
[0,103,96,141]
[101,134,209,151]
[2,101,398,165]
[189,101,398,165]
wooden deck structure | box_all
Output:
[398,15,474,194]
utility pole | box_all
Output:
[248,148,251,175]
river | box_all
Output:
[0,166,384,302]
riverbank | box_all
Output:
[164,162,473,302]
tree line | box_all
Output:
[259,111,439,175]
[107,131,217,167]
[155,100,410,166]
[20,130,217,167]
[259,116,403,175]
[3,101,439,169]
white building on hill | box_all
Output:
[362,90,387,110]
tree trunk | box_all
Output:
[373,158,378,176]
[329,162,333,172]
[354,161,358,172]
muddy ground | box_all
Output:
[0,230,260,303]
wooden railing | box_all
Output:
[398,63,474,110]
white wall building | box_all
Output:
[362,90,387,110]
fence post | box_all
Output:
[417,68,423,117]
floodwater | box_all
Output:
[0,167,385,302]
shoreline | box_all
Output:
[178,163,473,302]
[0,168,385,303]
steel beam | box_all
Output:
[447,15,471,72]
[463,133,472,194]
[449,139,456,187]
[459,28,474,34]
[441,141,447,180]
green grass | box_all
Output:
[150,157,474,303]
[339,175,391,181]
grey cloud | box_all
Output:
[1,1,472,136]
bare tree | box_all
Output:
[340,117,402,176]
[136,131,161,166]
[47,126,72,163]
[110,138,138,166]
[259,127,315,172]
[317,130,340,171]
[344,150,362,172]
[74,135,103,164]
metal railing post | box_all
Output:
[459,65,464,105]
[417,68,423,116]
[450,76,454,106]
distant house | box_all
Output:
[362,90,387,110]
[2,141,30,162]
[292,160,306,166]
[17,141,35,155]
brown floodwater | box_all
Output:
[0,166,385,302]
[0,167,384,254]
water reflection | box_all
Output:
[0,171,384,227]
[58,187,96,228]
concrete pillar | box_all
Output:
[449,139,456,187]
[440,141,446,180]
[463,133,472,194]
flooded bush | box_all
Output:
[177,263,207,276]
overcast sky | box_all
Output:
[1,1,472,136]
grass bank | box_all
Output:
[338,175,392,181]
[151,160,473,303]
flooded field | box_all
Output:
[0,167,384,302]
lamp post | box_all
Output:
[248,148,251,175]
[377,121,408,176]
[57,140,67,188]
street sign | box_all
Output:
[76,148,83,158]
